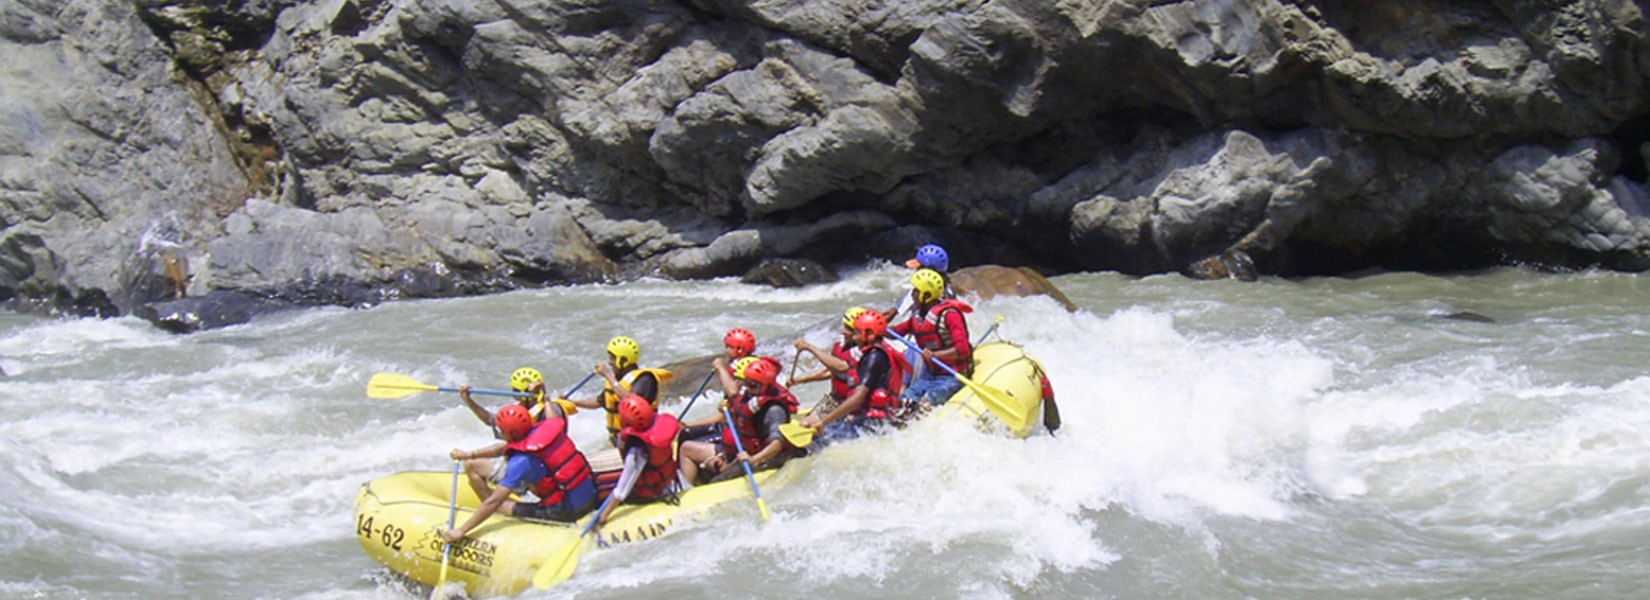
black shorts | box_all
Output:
[678,423,722,443]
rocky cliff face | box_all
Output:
[3,0,1648,328]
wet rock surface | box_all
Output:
[1,0,1647,330]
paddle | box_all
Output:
[674,370,717,419]
[775,349,817,446]
[778,420,814,447]
[723,407,773,521]
[558,372,598,402]
[786,348,804,387]
[367,373,531,400]
[974,315,1004,346]
[531,492,620,590]
[431,461,461,600]
[889,332,1030,431]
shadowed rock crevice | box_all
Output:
[3,0,1649,329]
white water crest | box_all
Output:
[2,267,1649,599]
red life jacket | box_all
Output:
[828,342,862,400]
[907,299,974,372]
[505,416,593,506]
[616,414,682,503]
[722,384,800,451]
[852,341,911,417]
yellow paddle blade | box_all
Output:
[431,556,453,600]
[778,421,814,447]
[953,373,1032,432]
[532,537,587,590]
[757,497,772,521]
[367,373,439,399]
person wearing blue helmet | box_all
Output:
[887,244,955,325]
[905,243,950,271]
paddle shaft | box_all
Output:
[973,318,1002,346]
[788,348,804,385]
[579,492,617,541]
[890,332,960,378]
[444,386,530,398]
[722,407,772,520]
[532,490,620,590]
[890,331,1029,427]
[675,370,717,419]
[562,372,598,399]
[432,461,461,599]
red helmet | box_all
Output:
[724,328,757,358]
[853,310,887,342]
[618,394,655,430]
[496,404,534,441]
[743,357,779,387]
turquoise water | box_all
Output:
[1,266,1647,598]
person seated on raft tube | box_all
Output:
[679,356,800,484]
[790,307,873,414]
[679,328,764,444]
[593,395,682,530]
[456,367,580,492]
[797,310,909,446]
[891,268,973,408]
[565,336,669,446]
[443,404,598,542]
[884,244,956,324]
[677,354,756,446]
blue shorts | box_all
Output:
[512,477,598,523]
[812,417,894,449]
[901,371,964,406]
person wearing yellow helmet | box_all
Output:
[567,336,673,447]
[790,306,871,412]
[891,268,974,408]
[886,244,955,323]
[459,367,546,434]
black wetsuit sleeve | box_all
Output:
[632,372,659,403]
[856,347,892,390]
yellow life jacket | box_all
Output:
[602,367,674,439]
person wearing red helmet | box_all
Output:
[711,327,761,401]
[455,367,580,504]
[677,328,775,448]
[678,354,800,484]
[443,404,597,543]
[798,309,910,447]
[592,395,684,529]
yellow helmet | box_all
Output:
[607,336,641,370]
[510,367,544,392]
[732,356,759,380]
[911,268,946,303]
[841,306,868,329]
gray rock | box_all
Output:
[4,0,1650,329]
[740,258,839,288]
[134,289,280,334]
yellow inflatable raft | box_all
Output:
[353,468,776,597]
[931,341,1048,438]
[354,342,1046,596]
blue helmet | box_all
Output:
[914,244,949,271]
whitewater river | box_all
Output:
[2,265,1647,599]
